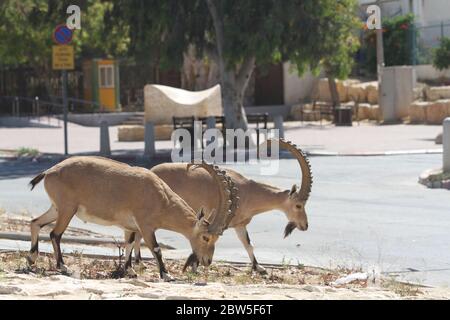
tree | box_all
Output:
[0,0,128,96]
[362,14,417,75]
[110,0,360,129]
[433,37,450,71]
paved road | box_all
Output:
[0,117,443,155]
[1,155,449,287]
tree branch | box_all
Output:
[236,56,256,91]
[206,0,225,73]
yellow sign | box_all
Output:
[52,45,74,70]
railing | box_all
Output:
[0,95,109,117]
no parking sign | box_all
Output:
[53,24,73,45]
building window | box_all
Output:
[99,65,114,88]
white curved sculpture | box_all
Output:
[144,84,223,125]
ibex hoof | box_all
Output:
[125,267,138,278]
[162,272,175,282]
[57,264,72,275]
[253,265,268,275]
[26,255,36,266]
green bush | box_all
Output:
[433,37,450,71]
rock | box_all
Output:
[425,86,450,101]
[118,125,145,142]
[118,124,174,141]
[154,124,174,140]
[347,83,367,102]
[330,272,368,286]
[302,285,321,293]
[316,78,360,103]
[366,82,379,104]
[356,103,371,120]
[0,286,22,295]
[368,105,381,121]
[436,133,443,145]
[409,101,431,123]
[137,292,160,299]
[414,87,424,101]
[144,84,222,125]
[426,100,450,125]
[290,104,319,121]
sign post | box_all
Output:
[52,25,74,155]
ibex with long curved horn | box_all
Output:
[27,157,237,280]
[132,139,313,274]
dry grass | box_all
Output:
[381,277,423,297]
[0,250,373,289]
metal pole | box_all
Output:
[62,70,69,155]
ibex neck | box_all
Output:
[246,181,287,214]
[158,200,198,239]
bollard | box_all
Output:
[100,121,111,156]
[274,115,285,139]
[444,118,450,172]
[144,121,156,158]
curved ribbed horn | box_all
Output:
[268,138,312,201]
[188,162,238,235]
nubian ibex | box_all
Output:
[132,139,313,274]
[28,157,237,281]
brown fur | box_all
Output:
[28,156,233,280]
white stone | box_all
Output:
[144,84,222,125]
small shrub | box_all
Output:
[16,147,39,157]
[433,37,450,71]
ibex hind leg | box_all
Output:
[134,232,143,263]
[49,205,77,273]
[27,205,58,266]
[123,231,137,278]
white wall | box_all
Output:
[414,64,450,81]
[283,62,319,105]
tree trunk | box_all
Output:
[327,74,340,108]
[206,0,253,129]
[221,70,249,129]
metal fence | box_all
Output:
[413,21,450,65]
[0,95,109,117]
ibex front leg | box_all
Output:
[140,230,174,281]
[235,226,267,275]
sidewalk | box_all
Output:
[0,117,443,156]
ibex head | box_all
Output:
[186,163,238,267]
[269,139,313,237]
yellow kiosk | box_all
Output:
[83,59,120,111]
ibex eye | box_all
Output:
[202,236,209,242]
[296,204,303,209]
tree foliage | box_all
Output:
[0,0,128,68]
[110,0,360,128]
[363,14,417,74]
[433,37,450,71]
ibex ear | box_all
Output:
[197,207,205,220]
[289,184,298,196]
